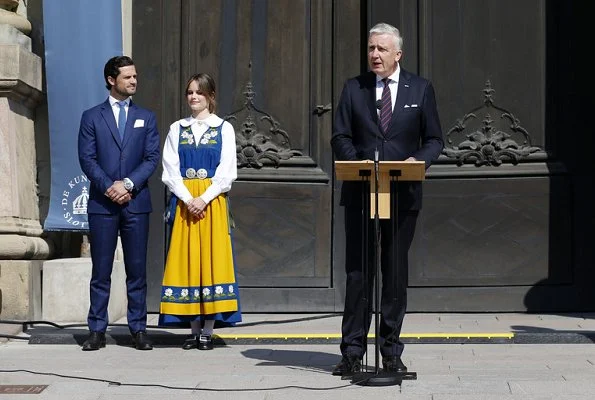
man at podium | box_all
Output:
[331,22,444,376]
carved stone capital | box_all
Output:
[0,44,43,107]
[0,7,31,35]
[0,216,43,236]
[0,234,52,259]
[0,0,20,11]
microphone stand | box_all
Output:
[351,96,418,385]
[351,149,402,387]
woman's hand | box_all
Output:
[186,197,207,217]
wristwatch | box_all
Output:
[123,177,134,192]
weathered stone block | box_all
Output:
[0,259,42,320]
[42,258,127,323]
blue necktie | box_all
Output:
[117,101,127,140]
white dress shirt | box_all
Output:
[161,114,237,205]
[375,64,400,114]
[108,96,130,129]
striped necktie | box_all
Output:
[380,78,392,134]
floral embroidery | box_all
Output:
[197,127,220,146]
[161,284,237,303]
[180,127,194,145]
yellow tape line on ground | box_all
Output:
[216,333,514,340]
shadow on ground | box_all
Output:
[241,348,343,374]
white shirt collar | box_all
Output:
[376,64,400,85]
[109,96,130,106]
[179,113,224,128]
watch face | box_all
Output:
[124,180,132,190]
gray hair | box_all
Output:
[369,23,403,51]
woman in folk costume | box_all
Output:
[159,73,241,350]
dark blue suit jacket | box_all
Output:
[331,69,444,210]
[78,99,160,214]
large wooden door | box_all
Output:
[133,0,342,312]
[366,0,595,311]
[133,0,595,313]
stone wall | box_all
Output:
[0,0,49,320]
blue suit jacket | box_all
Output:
[78,99,160,214]
[331,69,444,210]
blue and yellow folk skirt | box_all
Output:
[159,178,241,326]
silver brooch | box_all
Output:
[197,168,208,179]
[185,168,196,178]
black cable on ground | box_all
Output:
[0,319,86,329]
[0,335,29,340]
[0,369,371,392]
[0,313,341,331]
[0,319,150,330]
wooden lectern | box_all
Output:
[334,159,424,386]
[334,160,426,219]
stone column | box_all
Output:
[0,0,49,320]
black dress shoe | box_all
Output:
[132,331,153,350]
[382,356,407,373]
[82,332,106,351]
[332,355,362,376]
[198,334,213,350]
[182,335,198,350]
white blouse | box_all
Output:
[161,114,237,205]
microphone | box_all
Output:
[375,99,382,162]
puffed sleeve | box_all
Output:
[199,121,237,204]
[161,122,193,203]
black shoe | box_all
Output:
[132,331,153,350]
[198,334,213,350]
[82,332,106,351]
[382,356,407,373]
[182,335,198,350]
[332,355,362,376]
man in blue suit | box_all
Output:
[78,56,160,351]
[331,23,444,375]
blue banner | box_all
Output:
[43,0,122,231]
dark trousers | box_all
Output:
[87,209,149,333]
[340,205,419,358]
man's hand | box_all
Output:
[115,192,132,205]
[105,181,130,204]
[405,156,417,161]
